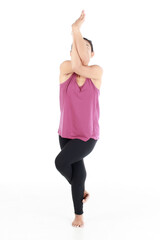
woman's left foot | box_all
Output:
[72,214,84,227]
[82,190,90,203]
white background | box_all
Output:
[0,0,160,239]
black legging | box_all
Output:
[55,135,98,215]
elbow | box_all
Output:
[71,63,81,72]
[82,57,90,66]
[72,65,79,72]
[71,62,76,71]
[72,64,77,72]
[72,65,81,75]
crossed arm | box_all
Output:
[72,27,89,65]
[69,10,103,80]
[71,31,103,80]
[71,36,83,70]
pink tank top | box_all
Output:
[58,72,100,142]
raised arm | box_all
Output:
[71,10,103,81]
[71,36,103,81]
[70,37,82,70]
[71,10,89,65]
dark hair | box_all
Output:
[71,37,94,53]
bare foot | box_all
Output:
[72,214,84,227]
[82,190,90,203]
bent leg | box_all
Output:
[55,137,97,184]
[55,135,97,214]
[58,134,71,149]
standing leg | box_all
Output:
[71,159,86,215]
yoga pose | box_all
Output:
[55,10,103,227]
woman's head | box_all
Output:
[70,37,94,65]
[83,38,94,53]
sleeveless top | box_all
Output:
[57,72,100,142]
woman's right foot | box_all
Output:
[82,190,90,203]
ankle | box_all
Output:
[75,214,83,217]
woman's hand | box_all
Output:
[72,10,85,30]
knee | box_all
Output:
[55,154,64,172]
[55,155,61,171]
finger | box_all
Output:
[81,13,85,19]
[81,10,85,17]
[82,11,85,17]
[80,12,84,18]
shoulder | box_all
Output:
[60,60,71,68]
[91,64,103,71]
[84,64,103,90]
[89,65,103,90]
[90,64,103,81]
[59,60,73,73]
[59,60,73,84]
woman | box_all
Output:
[55,10,103,227]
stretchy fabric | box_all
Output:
[55,135,97,215]
[58,72,100,142]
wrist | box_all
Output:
[72,25,80,32]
